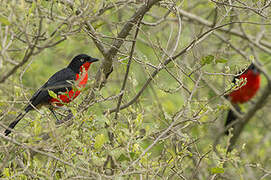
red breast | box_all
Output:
[229,70,260,104]
[50,62,91,106]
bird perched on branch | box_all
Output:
[225,64,261,135]
[4,54,99,136]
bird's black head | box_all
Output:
[67,54,99,73]
[248,63,260,75]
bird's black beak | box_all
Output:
[88,57,99,63]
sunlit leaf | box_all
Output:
[211,167,224,174]
[0,16,11,26]
[135,113,143,127]
[3,168,10,177]
[201,55,214,65]
[118,154,130,162]
[215,58,228,64]
[48,90,57,98]
[94,134,106,150]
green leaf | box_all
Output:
[28,2,36,16]
[249,55,255,61]
[201,55,214,65]
[118,154,130,162]
[215,58,228,64]
[3,168,10,177]
[48,90,57,98]
[0,16,11,26]
[33,119,41,135]
[211,167,224,174]
[93,22,106,29]
[94,134,106,150]
[129,152,136,159]
[135,113,143,127]
[216,104,228,111]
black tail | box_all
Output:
[4,105,32,136]
[225,105,241,135]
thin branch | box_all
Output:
[107,21,251,114]
[0,133,108,179]
[122,111,181,174]
[78,0,162,112]
[178,9,271,49]
[227,80,271,152]
[210,0,268,18]
[114,16,143,120]
[0,17,43,83]
[84,22,107,57]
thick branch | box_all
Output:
[0,17,43,83]
[107,22,249,114]
[79,0,162,111]
[99,0,162,81]
[105,0,160,62]
[178,9,271,49]
[114,16,143,120]
[84,22,107,57]
[0,47,34,83]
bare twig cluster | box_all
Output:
[0,0,271,179]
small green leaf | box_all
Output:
[33,120,41,135]
[94,134,106,150]
[201,55,214,65]
[3,168,10,177]
[200,115,208,122]
[249,55,255,61]
[216,105,228,111]
[0,16,11,26]
[129,152,136,159]
[93,22,106,29]
[118,154,130,162]
[28,2,36,16]
[135,113,143,127]
[215,58,228,64]
[211,167,224,174]
[8,111,17,115]
[48,90,57,98]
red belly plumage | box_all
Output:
[50,90,81,106]
[49,62,90,106]
[229,70,260,104]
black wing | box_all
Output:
[27,68,76,109]
[225,105,241,135]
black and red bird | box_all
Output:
[225,64,261,134]
[4,54,98,136]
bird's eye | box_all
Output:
[80,59,84,62]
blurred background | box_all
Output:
[0,0,271,179]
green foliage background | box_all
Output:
[0,0,271,179]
